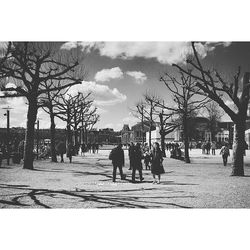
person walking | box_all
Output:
[81,143,86,156]
[128,142,134,170]
[92,143,95,154]
[206,141,211,154]
[56,141,66,163]
[220,144,230,166]
[151,142,165,184]
[67,142,74,163]
[144,147,152,170]
[95,143,99,154]
[211,141,216,155]
[131,143,144,183]
[201,142,206,154]
[109,144,126,182]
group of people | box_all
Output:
[201,141,216,155]
[109,142,165,184]
[82,143,99,154]
[165,142,180,151]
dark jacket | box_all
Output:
[131,146,143,170]
[109,147,124,166]
[151,148,164,175]
[67,143,74,157]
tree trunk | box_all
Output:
[159,113,166,157]
[74,126,78,155]
[183,117,190,163]
[23,98,38,169]
[231,121,245,176]
[149,123,152,149]
[50,112,57,163]
[66,124,71,145]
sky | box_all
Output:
[0,41,250,131]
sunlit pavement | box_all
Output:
[0,149,250,208]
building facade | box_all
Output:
[120,122,154,145]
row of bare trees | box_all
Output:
[133,42,250,176]
[0,42,99,169]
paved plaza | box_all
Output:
[0,149,250,208]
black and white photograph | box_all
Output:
[1,41,250,208]
[1,1,250,250]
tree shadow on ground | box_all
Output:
[0,183,194,209]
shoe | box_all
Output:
[152,180,157,184]
[140,177,144,182]
[121,174,126,180]
[157,180,160,184]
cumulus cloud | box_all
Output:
[61,41,97,53]
[126,71,147,84]
[122,114,138,127]
[96,107,107,115]
[61,41,232,65]
[67,81,127,106]
[95,67,123,82]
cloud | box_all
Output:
[122,115,138,127]
[96,107,107,115]
[126,71,147,85]
[67,81,127,106]
[61,41,232,65]
[61,41,97,53]
[103,123,122,131]
[0,96,28,127]
[95,67,123,82]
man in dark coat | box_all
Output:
[67,142,74,163]
[56,141,66,163]
[131,143,144,183]
[109,144,126,182]
[128,142,134,170]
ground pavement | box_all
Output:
[0,149,250,208]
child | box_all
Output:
[144,148,152,170]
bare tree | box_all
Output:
[158,109,178,157]
[143,92,161,149]
[53,92,99,147]
[204,101,224,142]
[0,42,86,169]
[149,71,209,163]
[173,42,250,176]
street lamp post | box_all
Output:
[3,107,12,165]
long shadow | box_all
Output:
[0,184,194,209]
[0,199,29,207]
[159,181,198,186]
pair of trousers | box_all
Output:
[222,155,228,166]
[132,168,143,182]
[60,153,64,162]
[113,164,123,182]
